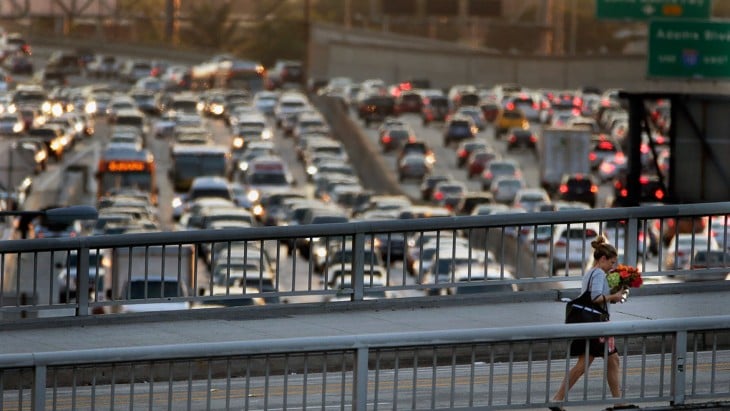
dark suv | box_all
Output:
[358,95,395,127]
[421,95,450,125]
[558,173,598,208]
[443,116,476,147]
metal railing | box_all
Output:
[1,316,729,410]
[0,202,728,318]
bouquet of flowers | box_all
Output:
[607,264,643,294]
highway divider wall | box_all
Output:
[312,95,406,197]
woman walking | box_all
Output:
[550,236,635,411]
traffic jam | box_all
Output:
[0,31,728,310]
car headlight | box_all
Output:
[252,204,264,216]
[12,122,22,133]
[85,101,97,114]
[233,137,244,148]
[307,165,318,175]
[172,197,183,208]
[41,102,51,113]
[196,102,205,111]
[247,190,260,202]
[262,129,273,139]
[238,162,249,171]
[7,104,16,113]
[51,103,63,117]
[315,247,327,258]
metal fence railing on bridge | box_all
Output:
[1,316,729,410]
[0,202,728,318]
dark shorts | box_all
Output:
[570,336,618,358]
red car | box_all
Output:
[467,149,499,179]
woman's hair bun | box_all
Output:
[591,235,608,249]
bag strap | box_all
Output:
[584,267,607,311]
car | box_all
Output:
[663,234,719,271]
[46,50,81,75]
[394,91,423,114]
[443,116,477,146]
[550,223,601,275]
[454,106,486,131]
[685,250,730,281]
[589,134,619,170]
[13,139,48,174]
[506,128,537,151]
[357,94,395,127]
[0,112,24,135]
[397,141,435,165]
[495,107,528,136]
[85,54,118,78]
[512,188,551,213]
[380,126,415,152]
[558,173,598,208]
[421,95,450,125]
[490,176,526,204]
[456,192,494,216]
[431,181,466,211]
[466,148,500,179]
[480,159,522,191]
[398,153,432,182]
[420,174,451,201]
[612,173,667,207]
[266,60,303,89]
[455,139,489,168]
[3,53,33,74]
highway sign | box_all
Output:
[648,19,730,79]
[596,0,712,21]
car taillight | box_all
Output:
[555,239,567,247]
[654,189,665,200]
[676,250,685,257]
[532,103,539,110]
[559,184,568,194]
[408,136,416,143]
[382,135,391,144]
[541,101,550,109]
[483,171,493,179]
[590,185,598,193]
[589,152,597,161]
[458,149,467,158]
[529,134,537,143]
[508,135,517,143]
[433,192,444,201]
[620,189,628,197]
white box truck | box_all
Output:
[106,245,197,313]
[538,127,592,193]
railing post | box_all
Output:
[625,217,638,267]
[353,347,369,410]
[32,364,46,411]
[352,232,365,301]
[76,242,90,317]
[671,330,687,406]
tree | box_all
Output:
[180,1,244,52]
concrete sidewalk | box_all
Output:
[1,282,728,356]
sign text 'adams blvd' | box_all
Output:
[648,19,730,79]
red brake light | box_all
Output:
[589,152,597,161]
[573,96,583,107]
[508,135,517,143]
[529,134,537,143]
[559,184,568,193]
[640,176,649,184]
[541,101,549,109]
[555,239,567,247]
[655,189,664,200]
[590,185,598,193]
[433,192,444,201]
[641,144,650,154]
[382,135,391,144]
[532,103,539,110]
[506,102,515,110]
[572,108,581,116]
[458,149,467,158]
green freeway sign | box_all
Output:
[648,20,730,79]
[596,0,712,21]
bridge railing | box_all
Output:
[0,202,728,318]
[1,315,729,410]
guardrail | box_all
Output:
[1,315,729,410]
[0,202,728,319]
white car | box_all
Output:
[550,223,601,275]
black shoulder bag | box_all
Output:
[565,269,609,324]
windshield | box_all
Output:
[100,172,153,193]
[248,172,288,185]
[174,154,227,177]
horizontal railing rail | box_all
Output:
[1,315,729,410]
[0,202,728,318]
